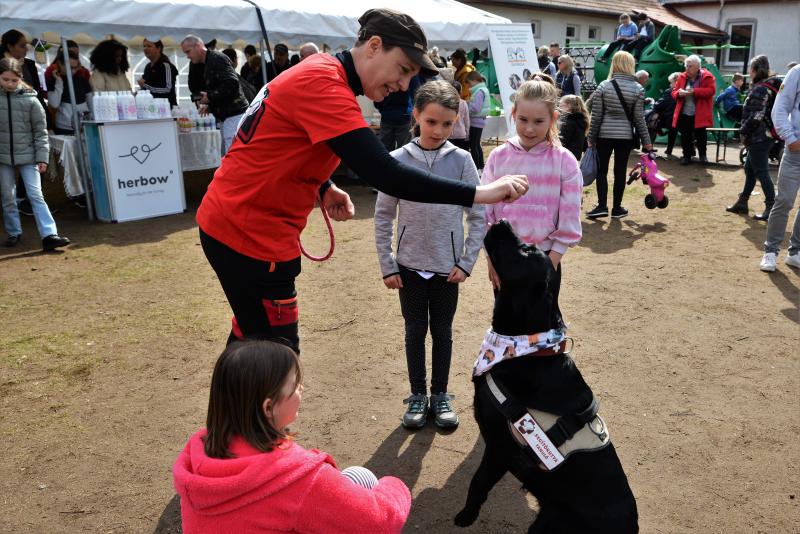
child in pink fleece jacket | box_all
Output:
[481,80,582,298]
[173,340,411,534]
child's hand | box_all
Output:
[548,250,562,269]
[446,266,467,283]
[37,163,48,173]
[383,274,403,289]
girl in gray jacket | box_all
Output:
[0,58,70,250]
[375,81,486,430]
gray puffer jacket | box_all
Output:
[0,86,49,166]
[375,140,486,277]
[588,73,651,146]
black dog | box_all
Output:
[454,220,638,533]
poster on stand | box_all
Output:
[487,24,538,132]
[100,120,185,222]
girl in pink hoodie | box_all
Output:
[481,81,582,312]
[173,340,411,533]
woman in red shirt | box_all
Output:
[197,9,528,353]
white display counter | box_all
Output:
[83,118,186,222]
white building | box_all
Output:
[663,0,800,74]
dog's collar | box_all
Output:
[473,328,568,376]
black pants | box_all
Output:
[595,138,634,208]
[450,138,470,151]
[398,266,459,395]
[200,229,301,353]
[469,126,484,170]
[677,113,707,159]
[626,37,653,59]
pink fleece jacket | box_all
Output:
[173,430,411,534]
[481,137,582,254]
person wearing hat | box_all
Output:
[266,43,291,82]
[196,8,529,353]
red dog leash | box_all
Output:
[299,197,335,262]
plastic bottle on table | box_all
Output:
[124,92,138,120]
[135,91,147,119]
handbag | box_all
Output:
[579,146,599,186]
[611,79,641,150]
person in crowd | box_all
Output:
[181,35,249,153]
[559,94,589,161]
[715,72,744,123]
[89,39,131,92]
[289,54,300,67]
[602,14,639,61]
[450,49,475,101]
[537,46,557,78]
[221,48,238,70]
[139,38,179,107]
[449,81,470,151]
[646,71,679,157]
[787,62,798,71]
[482,80,582,333]
[627,12,656,60]
[427,46,446,69]
[555,55,581,96]
[266,43,291,82]
[466,71,490,170]
[375,81,485,430]
[222,48,258,102]
[587,51,653,219]
[672,54,716,165]
[549,43,561,63]
[726,55,782,220]
[46,51,92,135]
[299,43,319,61]
[195,8,528,352]
[530,72,556,85]
[239,44,258,80]
[243,54,263,88]
[187,39,218,103]
[0,58,71,251]
[636,70,649,89]
[760,64,800,271]
[375,75,421,152]
[174,339,411,533]
[44,40,90,87]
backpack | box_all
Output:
[757,78,783,140]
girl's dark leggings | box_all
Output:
[398,266,459,395]
[200,229,301,353]
[469,126,484,169]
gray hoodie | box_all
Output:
[375,140,486,277]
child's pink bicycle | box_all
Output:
[627,152,670,209]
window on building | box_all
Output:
[725,21,755,67]
[566,25,579,40]
[530,19,541,39]
[588,26,600,41]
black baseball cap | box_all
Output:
[357,8,439,77]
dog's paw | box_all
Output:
[454,508,479,527]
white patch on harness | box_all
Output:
[513,413,565,470]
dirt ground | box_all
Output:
[1,147,798,534]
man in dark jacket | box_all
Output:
[266,44,291,82]
[374,75,421,152]
[181,35,248,153]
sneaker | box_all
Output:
[17,198,33,216]
[699,156,709,165]
[42,234,71,251]
[611,206,629,219]
[586,205,609,219]
[786,254,800,269]
[402,394,428,429]
[430,393,459,429]
[680,157,692,166]
[4,234,20,247]
[760,252,777,272]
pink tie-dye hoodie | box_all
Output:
[481,137,582,254]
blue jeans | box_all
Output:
[0,163,58,238]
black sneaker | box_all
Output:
[42,234,71,251]
[586,205,609,219]
[699,156,709,165]
[611,206,629,218]
[402,394,428,429]
[17,198,33,216]
[680,157,692,166]
[5,234,20,247]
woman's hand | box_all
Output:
[322,183,355,221]
[37,163,48,173]
[446,266,467,284]
[474,175,529,204]
[383,274,403,289]
[486,256,501,290]
[137,78,146,88]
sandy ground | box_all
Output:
[1,149,798,533]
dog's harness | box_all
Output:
[473,328,570,377]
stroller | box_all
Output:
[627,152,670,209]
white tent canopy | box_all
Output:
[2,0,510,50]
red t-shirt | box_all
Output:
[196,54,368,261]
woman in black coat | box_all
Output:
[139,39,179,107]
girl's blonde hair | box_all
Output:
[557,55,574,74]
[608,51,636,79]
[511,80,561,146]
[559,94,590,135]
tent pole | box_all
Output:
[61,37,95,221]
[259,40,268,85]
